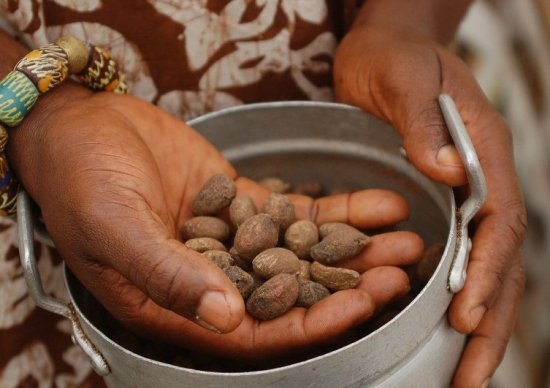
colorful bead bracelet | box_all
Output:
[0,36,127,216]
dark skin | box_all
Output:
[7,88,416,357]
[1,0,526,385]
[334,1,526,387]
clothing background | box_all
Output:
[0,0,549,387]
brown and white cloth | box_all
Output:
[0,1,357,386]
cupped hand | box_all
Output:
[8,90,420,358]
[334,26,527,387]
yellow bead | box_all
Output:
[0,124,7,152]
[15,44,69,95]
[37,74,53,93]
[25,50,42,60]
[56,36,89,74]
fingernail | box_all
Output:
[481,378,490,388]
[469,305,487,331]
[195,316,221,334]
[196,291,232,333]
[436,145,463,167]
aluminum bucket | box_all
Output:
[17,96,486,387]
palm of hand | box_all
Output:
[15,92,417,359]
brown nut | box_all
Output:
[319,222,363,239]
[296,260,311,280]
[250,272,265,293]
[181,216,230,241]
[415,242,445,283]
[233,214,278,260]
[259,177,290,193]
[284,220,319,259]
[229,247,253,271]
[262,193,295,231]
[185,238,226,253]
[192,173,236,215]
[310,261,360,291]
[310,230,369,264]
[229,196,257,228]
[296,279,330,308]
[252,247,301,279]
[224,266,255,298]
[246,273,299,320]
[202,250,234,269]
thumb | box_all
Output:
[340,41,469,187]
[380,47,493,187]
[394,94,468,187]
[52,198,245,334]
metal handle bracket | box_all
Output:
[438,94,488,293]
[17,191,110,376]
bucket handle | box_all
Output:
[16,191,110,376]
[438,94,488,293]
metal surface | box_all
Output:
[16,191,110,376]
[18,98,486,387]
[17,191,69,318]
[438,94,487,292]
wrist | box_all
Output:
[6,82,92,189]
[0,31,28,76]
[0,34,127,216]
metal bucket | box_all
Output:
[17,95,486,387]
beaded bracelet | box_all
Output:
[0,36,127,216]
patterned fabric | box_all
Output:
[0,1,353,386]
[0,0,347,121]
[0,218,105,387]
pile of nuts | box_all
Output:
[104,173,446,371]
[184,173,370,321]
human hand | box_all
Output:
[334,25,526,387]
[8,89,422,358]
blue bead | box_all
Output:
[0,71,39,127]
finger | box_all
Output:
[55,197,244,334]
[235,178,410,228]
[171,267,409,357]
[247,267,410,357]
[448,212,525,333]
[235,176,271,205]
[289,190,409,228]
[67,261,225,350]
[398,98,468,187]
[337,231,424,272]
[77,262,411,360]
[356,266,411,310]
[252,289,375,355]
[82,263,376,359]
[68,259,165,331]
[446,111,526,333]
[452,261,525,388]
[352,45,468,186]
